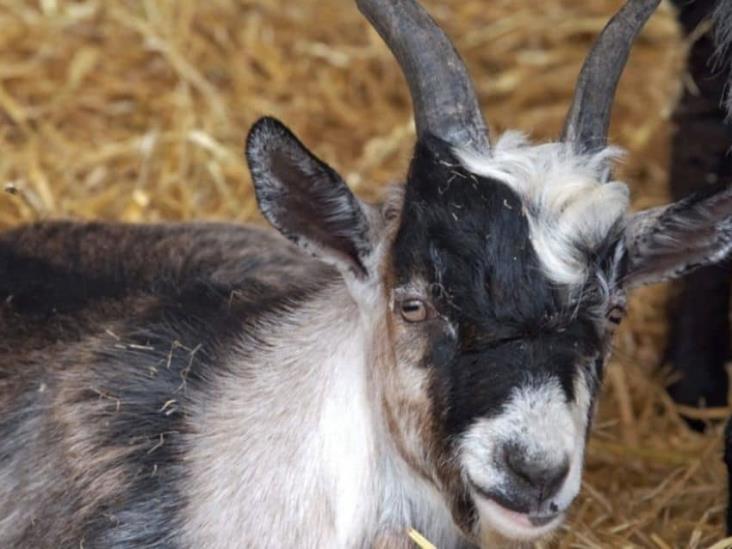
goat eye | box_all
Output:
[399,299,429,322]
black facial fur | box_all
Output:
[393,136,606,439]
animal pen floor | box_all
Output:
[0,0,727,546]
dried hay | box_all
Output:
[0,0,727,546]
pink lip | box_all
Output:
[468,477,561,526]
[488,503,534,528]
[478,497,564,539]
[468,478,564,540]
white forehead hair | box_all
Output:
[454,131,630,286]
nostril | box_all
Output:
[542,461,570,500]
[504,449,570,502]
[504,450,536,485]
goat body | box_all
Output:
[0,221,471,548]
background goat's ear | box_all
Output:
[246,117,373,278]
[620,183,732,288]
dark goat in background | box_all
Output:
[662,0,732,534]
[666,0,732,427]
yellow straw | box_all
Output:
[407,528,437,549]
[707,537,732,549]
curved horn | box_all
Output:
[561,0,660,152]
[357,0,490,152]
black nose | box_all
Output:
[504,448,569,504]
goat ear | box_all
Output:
[246,117,373,278]
[620,183,732,288]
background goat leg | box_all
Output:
[726,419,732,533]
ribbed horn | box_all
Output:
[561,0,661,152]
[357,0,490,152]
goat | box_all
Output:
[665,0,732,430]
[1,0,731,547]
[659,0,732,533]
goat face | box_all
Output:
[383,136,616,542]
[385,132,732,543]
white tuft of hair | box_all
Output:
[455,132,629,286]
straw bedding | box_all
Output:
[0,0,728,546]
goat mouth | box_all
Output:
[467,477,564,541]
